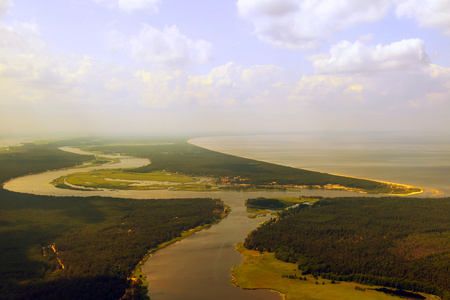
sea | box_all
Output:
[190,132,450,197]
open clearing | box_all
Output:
[232,243,438,300]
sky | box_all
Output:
[0,0,449,137]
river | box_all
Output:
[3,146,370,299]
[2,135,445,299]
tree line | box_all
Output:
[81,140,414,194]
[0,141,225,299]
[244,197,450,299]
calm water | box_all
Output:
[191,133,450,196]
[3,134,449,300]
[3,146,366,300]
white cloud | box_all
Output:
[411,64,450,107]
[288,74,354,105]
[129,24,212,68]
[0,21,47,54]
[93,0,161,13]
[186,63,285,107]
[0,16,142,132]
[237,0,392,50]
[118,0,160,13]
[136,62,284,107]
[0,0,11,16]
[1,0,449,134]
[311,39,430,74]
[135,69,188,107]
[396,0,450,35]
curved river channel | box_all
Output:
[2,146,434,299]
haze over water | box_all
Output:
[191,132,450,196]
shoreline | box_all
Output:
[230,243,286,300]
[188,139,435,196]
[231,243,439,300]
[124,205,230,299]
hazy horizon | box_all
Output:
[1,1,449,136]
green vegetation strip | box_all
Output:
[52,169,217,191]
[245,197,321,218]
[244,197,450,299]
[76,138,422,195]
[232,244,434,300]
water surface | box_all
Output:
[4,136,447,300]
[191,133,450,196]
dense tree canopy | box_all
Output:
[0,141,225,299]
[244,197,450,299]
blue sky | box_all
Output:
[1,0,449,136]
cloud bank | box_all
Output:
[0,0,449,135]
[396,0,450,35]
[311,39,430,74]
[129,24,212,68]
[238,0,450,50]
[93,0,161,13]
[237,0,392,50]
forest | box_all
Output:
[244,197,450,299]
[246,197,292,210]
[0,141,225,299]
[0,137,439,299]
[0,142,92,184]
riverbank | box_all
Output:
[232,243,439,300]
[124,205,230,299]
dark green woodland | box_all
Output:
[0,141,224,299]
[244,197,450,299]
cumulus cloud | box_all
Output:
[310,39,430,74]
[237,0,392,50]
[93,0,161,13]
[136,62,284,107]
[396,0,450,35]
[135,69,188,107]
[0,15,143,135]
[129,24,212,68]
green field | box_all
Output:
[245,197,322,218]
[52,169,211,191]
[233,243,438,300]
[244,197,450,299]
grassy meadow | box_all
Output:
[233,244,438,300]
